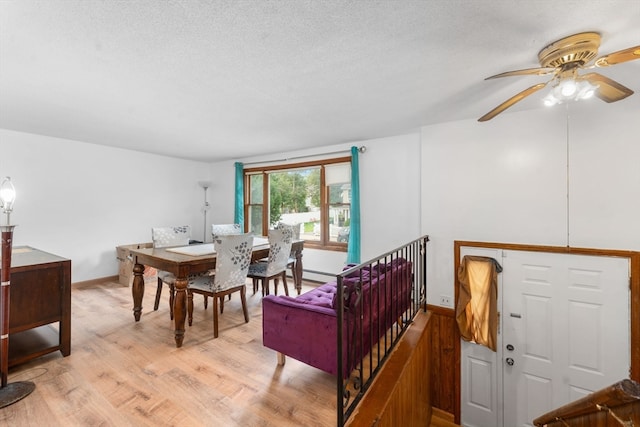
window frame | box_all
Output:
[243,156,351,251]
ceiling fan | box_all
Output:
[478,32,640,122]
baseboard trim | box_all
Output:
[427,304,455,317]
[432,407,455,422]
[73,275,120,288]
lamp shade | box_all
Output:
[0,177,15,213]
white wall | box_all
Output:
[0,129,211,282]
[421,98,640,306]
[208,133,423,279]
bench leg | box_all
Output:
[277,352,286,366]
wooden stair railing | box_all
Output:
[533,379,640,427]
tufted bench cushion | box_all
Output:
[275,282,337,309]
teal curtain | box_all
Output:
[346,146,361,264]
[234,162,244,226]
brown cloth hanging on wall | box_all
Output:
[456,255,502,352]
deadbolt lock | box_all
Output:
[506,344,514,351]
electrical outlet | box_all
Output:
[440,295,452,307]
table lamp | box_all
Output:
[0,176,35,407]
[0,177,15,226]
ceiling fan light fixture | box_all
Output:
[479,32,639,121]
[543,92,559,107]
[543,79,598,107]
[559,79,577,97]
[577,81,597,100]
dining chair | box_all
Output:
[152,226,194,319]
[151,225,191,320]
[276,222,300,284]
[247,228,293,296]
[186,233,254,338]
[255,223,300,289]
[210,223,242,303]
[211,223,242,240]
[179,223,244,316]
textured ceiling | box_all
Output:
[1,0,639,161]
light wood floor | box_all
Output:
[2,276,457,426]
[2,278,337,426]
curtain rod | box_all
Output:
[242,146,366,166]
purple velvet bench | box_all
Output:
[262,259,413,377]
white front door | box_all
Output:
[460,247,630,427]
[501,251,630,427]
[460,247,503,427]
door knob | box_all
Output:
[506,344,514,351]
[506,357,514,366]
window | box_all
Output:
[244,157,351,250]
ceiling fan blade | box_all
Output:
[594,45,640,67]
[485,67,556,80]
[581,72,634,103]
[478,82,548,122]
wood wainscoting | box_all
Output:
[346,310,433,427]
[426,304,458,417]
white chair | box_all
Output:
[247,228,293,296]
[256,223,300,290]
[151,226,207,319]
[276,222,300,285]
[212,223,242,240]
[187,233,254,338]
[211,223,242,302]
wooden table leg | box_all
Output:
[173,277,188,347]
[131,262,145,321]
[294,250,303,295]
[60,260,72,356]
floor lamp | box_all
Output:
[0,177,35,407]
[198,181,212,243]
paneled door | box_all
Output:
[460,246,503,427]
[460,247,630,427]
[502,251,630,427]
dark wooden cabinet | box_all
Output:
[0,246,71,367]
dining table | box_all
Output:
[129,238,304,347]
